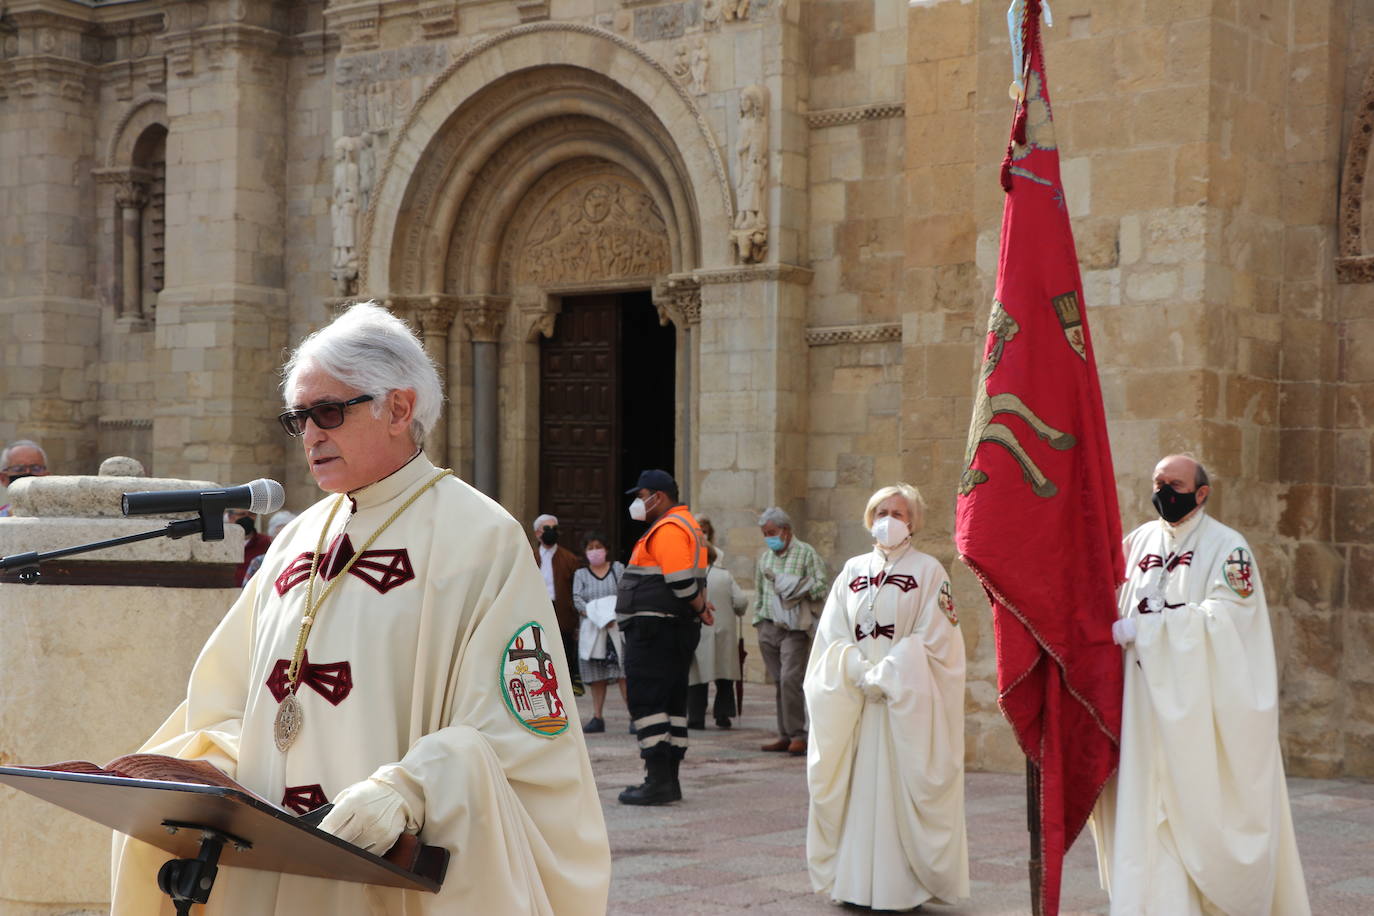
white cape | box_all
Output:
[110,455,610,915]
[1091,512,1309,916]
[804,546,968,910]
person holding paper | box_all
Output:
[573,530,626,733]
[110,301,610,915]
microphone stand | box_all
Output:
[0,499,227,583]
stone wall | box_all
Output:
[1,0,1370,778]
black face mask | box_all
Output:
[540,526,559,546]
[235,516,256,536]
[1151,486,1197,524]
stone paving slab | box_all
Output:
[580,692,1374,914]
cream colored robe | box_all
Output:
[689,563,747,684]
[110,454,611,915]
[1091,511,1309,916]
[804,546,969,910]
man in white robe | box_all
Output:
[804,485,968,910]
[110,302,610,915]
[1091,454,1309,916]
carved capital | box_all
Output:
[114,182,150,211]
[385,295,462,337]
[514,291,559,341]
[459,295,510,343]
[651,274,702,327]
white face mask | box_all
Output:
[629,495,652,522]
[871,516,910,549]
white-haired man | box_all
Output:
[754,506,827,756]
[0,439,49,516]
[1091,455,1309,915]
[111,302,610,915]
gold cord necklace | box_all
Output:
[273,468,451,752]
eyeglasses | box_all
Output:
[3,464,46,475]
[277,395,374,437]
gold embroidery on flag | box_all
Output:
[1052,291,1087,360]
[960,300,1077,499]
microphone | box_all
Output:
[122,478,286,517]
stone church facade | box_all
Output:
[2,0,1373,779]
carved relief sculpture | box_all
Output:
[515,176,672,287]
[689,40,709,96]
[702,0,722,29]
[732,84,769,264]
[331,136,362,296]
[723,0,751,22]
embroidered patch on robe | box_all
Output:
[1223,547,1255,598]
[265,650,353,705]
[847,571,920,593]
[274,533,415,596]
[500,621,569,737]
[282,784,329,816]
[938,581,958,626]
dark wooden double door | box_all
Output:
[539,291,676,562]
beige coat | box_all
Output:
[110,455,610,915]
[690,563,747,684]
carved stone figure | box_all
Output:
[690,40,709,96]
[723,0,751,22]
[358,132,377,215]
[331,136,362,296]
[732,84,769,263]
[702,0,722,29]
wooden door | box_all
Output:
[538,296,620,555]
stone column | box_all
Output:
[653,274,703,500]
[461,296,508,497]
[694,265,811,581]
[0,9,101,473]
[388,295,460,462]
[152,2,290,485]
[114,181,150,321]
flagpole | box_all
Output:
[1027,758,1043,915]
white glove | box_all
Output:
[318,777,416,854]
[844,650,871,689]
[860,666,887,703]
[1111,617,1138,647]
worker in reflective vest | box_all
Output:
[616,469,712,806]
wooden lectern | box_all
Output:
[0,766,449,913]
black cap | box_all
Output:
[625,469,677,495]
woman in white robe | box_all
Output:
[804,483,969,911]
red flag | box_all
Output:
[955,2,1124,913]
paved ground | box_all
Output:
[578,691,1374,915]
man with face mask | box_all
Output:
[1089,455,1310,915]
[754,506,828,756]
[0,439,50,517]
[531,513,585,697]
[615,469,712,805]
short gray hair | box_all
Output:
[758,506,791,529]
[2,439,47,466]
[282,301,443,447]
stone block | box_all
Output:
[1292,542,1345,607]
[1072,217,1119,269]
[906,0,975,63]
[1092,147,1174,215]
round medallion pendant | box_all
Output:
[274,693,303,752]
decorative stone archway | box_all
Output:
[358,23,727,518]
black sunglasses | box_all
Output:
[278,395,374,437]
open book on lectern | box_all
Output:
[0,755,449,892]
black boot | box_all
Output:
[668,757,683,802]
[618,758,676,806]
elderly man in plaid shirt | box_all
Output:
[754,507,828,756]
